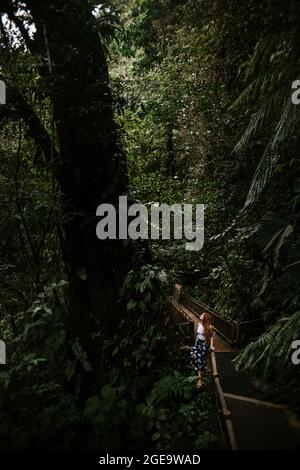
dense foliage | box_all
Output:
[0,0,299,449]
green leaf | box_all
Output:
[127,299,137,311]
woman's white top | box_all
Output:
[196,322,206,340]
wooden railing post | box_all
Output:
[211,351,238,450]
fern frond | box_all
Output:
[147,371,189,405]
[234,310,300,374]
[232,19,300,209]
[243,94,300,208]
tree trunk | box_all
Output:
[26,0,134,395]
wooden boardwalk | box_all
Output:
[216,352,299,449]
[170,289,300,450]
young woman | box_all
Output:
[189,312,215,390]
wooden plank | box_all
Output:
[223,393,283,409]
[225,395,299,449]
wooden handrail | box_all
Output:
[180,293,236,345]
[180,293,227,323]
[167,297,195,345]
[211,351,238,450]
[179,293,228,327]
[168,294,237,448]
[239,319,263,326]
[178,291,263,347]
